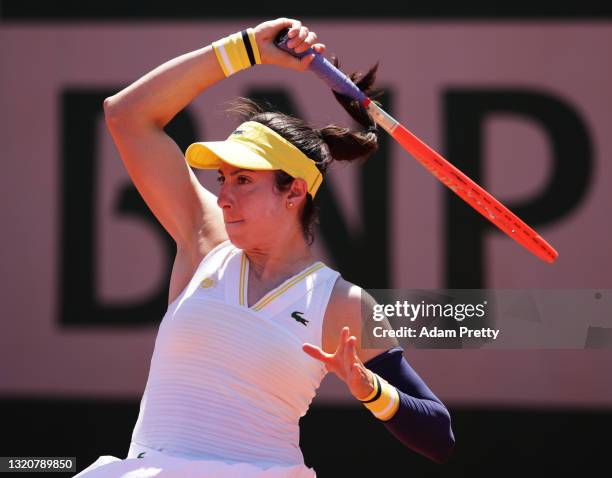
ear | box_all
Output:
[286,177,309,205]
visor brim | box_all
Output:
[185,141,278,171]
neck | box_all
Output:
[244,236,315,283]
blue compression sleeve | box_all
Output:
[363,347,456,464]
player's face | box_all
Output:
[216,163,295,248]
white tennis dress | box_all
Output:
[73,240,340,478]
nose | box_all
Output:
[216,183,234,211]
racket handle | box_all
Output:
[273,27,368,105]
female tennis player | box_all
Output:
[75,17,455,478]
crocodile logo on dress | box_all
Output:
[137,452,146,458]
[200,277,215,288]
[291,311,309,326]
[232,129,244,135]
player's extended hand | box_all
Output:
[252,18,326,72]
[302,326,375,400]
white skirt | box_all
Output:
[72,441,316,478]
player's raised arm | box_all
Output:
[102,18,327,256]
[103,42,228,254]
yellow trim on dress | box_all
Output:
[239,253,247,306]
[252,263,325,311]
[239,253,324,311]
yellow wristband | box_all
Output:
[358,372,400,421]
[212,28,261,77]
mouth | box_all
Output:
[225,220,244,224]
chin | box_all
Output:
[225,221,274,249]
[225,228,247,249]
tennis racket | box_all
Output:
[274,27,559,264]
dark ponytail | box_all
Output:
[223,57,384,245]
[320,56,383,163]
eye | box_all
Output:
[216,176,225,184]
[237,175,251,184]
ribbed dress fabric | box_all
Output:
[73,240,340,478]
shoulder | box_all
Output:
[168,238,232,306]
[327,276,361,309]
[323,277,399,364]
[325,276,385,322]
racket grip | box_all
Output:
[273,27,368,105]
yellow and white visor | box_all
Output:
[185,121,323,197]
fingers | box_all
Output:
[288,26,319,54]
[338,327,357,362]
[273,18,322,52]
[304,327,359,376]
[344,335,358,372]
[288,26,308,48]
[336,326,349,354]
[312,43,326,53]
[302,343,333,363]
[265,19,323,71]
[294,31,318,53]
[279,18,301,32]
